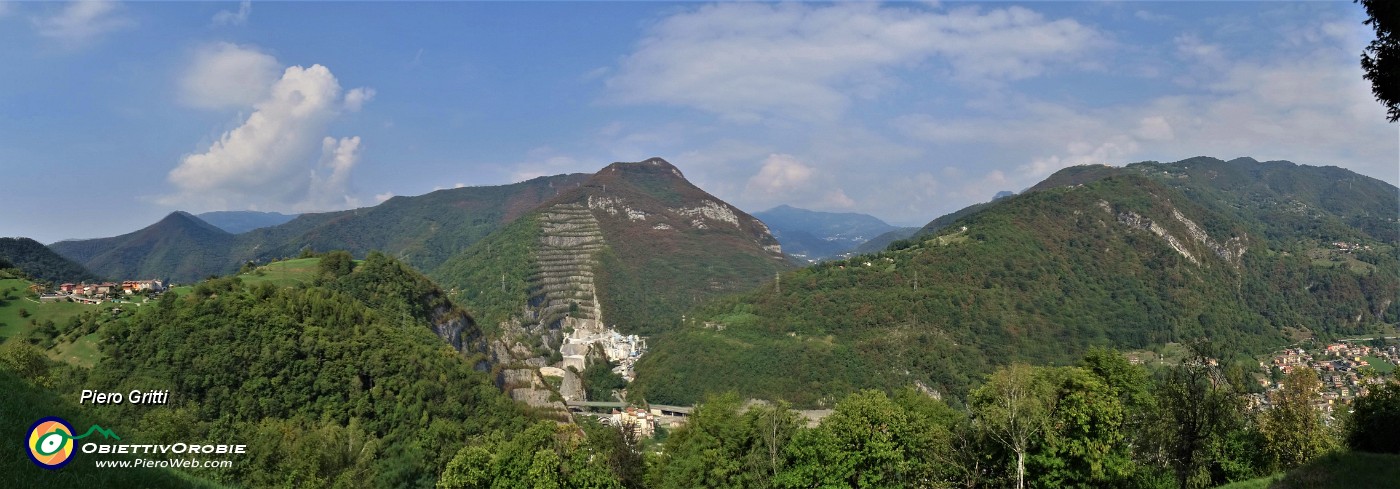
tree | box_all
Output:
[970,364,1056,489]
[1030,367,1134,488]
[1260,367,1333,470]
[1346,380,1400,453]
[651,394,796,489]
[1155,349,1253,489]
[318,250,355,278]
[778,390,910,488]
[1359,0,1399,122]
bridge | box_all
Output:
[564,401,693,416]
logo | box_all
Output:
[27,417,75,469]
[26,417,121,470]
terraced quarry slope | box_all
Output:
[531,203,605,329]
[431,158,793,407]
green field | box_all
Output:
[236,257,362,287]
[1216,451,1400,489]
[1362,356,1396,374]
[0,278,102,340]
[49,332,101,368]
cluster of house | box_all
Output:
[43,280,166,301]
[1250,341,1398,414]
[1331,241,1373,252]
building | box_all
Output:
[609,407,656,438]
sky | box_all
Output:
[1,1,1396,244]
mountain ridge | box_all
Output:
[630,157,1399,407]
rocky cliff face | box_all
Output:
[1102,200,1248,268]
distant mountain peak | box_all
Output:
[158,211,231,236]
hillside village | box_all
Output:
[37,279,166,304]
[1253,340,1400,415]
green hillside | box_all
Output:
[632,160,1399,407]
[0,368,223,488]
[0,237,102,283]
[62,254,524,488]
[1217,451,1400,489]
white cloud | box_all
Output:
[745,154,813,195]
[0,2,12,18]
[374,192,394,204]
[305,136,362,210]
[344,87,376,112]
[737,153,859,211]
[33,0,132,44]
[212,0,251,26]
[895,40,1395,193]
[607,3,1104,122]
[179,43,280,109]
[164,62,373,211]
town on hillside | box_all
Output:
[37,279,167,304]
[1251,339,1400,416]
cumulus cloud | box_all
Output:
[344,87,376,111]
[306,136,362,210]
[607,3,1104,122]
[739,153,857,211]
[165,59,373,211]
[33,0,132,44]
[745,154,813,195]
[179,43,280,109]
[212,0,251,26]
[374,192,395,204]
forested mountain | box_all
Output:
[195,211,298,234]
[434,158,791,337]
[51,174,591,282]
[47,212,233,282]
[69,253,525,488]
[631,157,1399,407]
[0,237,102,283]
[753,205,907,261]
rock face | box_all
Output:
[427,304,490,370]
[1101,200,1247,268]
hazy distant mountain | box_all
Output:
[632,156,1399,406]
[0,237,102,283]
[849,227,921,255]
[196,211,299,234]
[753,205,904,261]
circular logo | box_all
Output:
[27,417,76,470]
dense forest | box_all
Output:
[3,254,527,488]
[430,347,1400,489]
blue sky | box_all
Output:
[2,1,1395,244]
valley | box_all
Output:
[4,155,1398,489]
